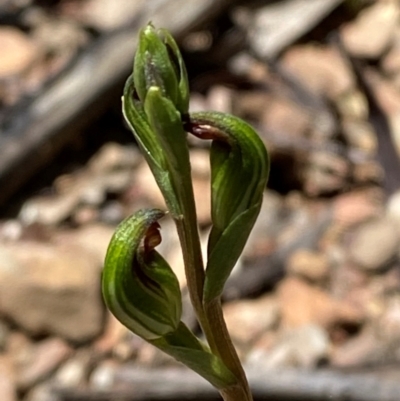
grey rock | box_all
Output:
[0,356,17,401]
[90,360,118,390]
[0,320,9,350]
[19,143,139,226]
[340,1,399,59]
[25,382,57,401]
[54,351,90,388]
[223,295,280,345]
[0,239,104,342]
[331,328,388,367]
[387,190,400,223]
[348,217,400,271]
[99,201,124,224]
[247,325,330,369]
[69,0,146,32]
[17,338,72,390]
[287,249,330,283]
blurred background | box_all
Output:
[1,0,400,400]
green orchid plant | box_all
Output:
[102,23,269,401]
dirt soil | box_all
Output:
[1,1,400,400]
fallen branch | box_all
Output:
[333,33,400,196]
[55,366,400,401]
[0,0,233,207]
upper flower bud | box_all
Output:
[134,23,189,115]
[123,24,194,219]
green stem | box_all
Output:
[176,214,253,401]
[221,385,252,401]
[205,298,253,401]
[175,168,253,401]
[174,216,205,326]
[173,174,219,351]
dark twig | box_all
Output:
[0,0,234,208]
[333,33,400,196]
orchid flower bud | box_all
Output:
[102,209,237,390]
[186,112,270,304]
[134,23,189,115]
[102,209,181,340]
[123,24,193,219]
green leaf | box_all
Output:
[123,76,184,216]
[204,205,260,303]
[122,75,166,171]
[144,86,191,182]
[152,322,237,390]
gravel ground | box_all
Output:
[2,1,400,400]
